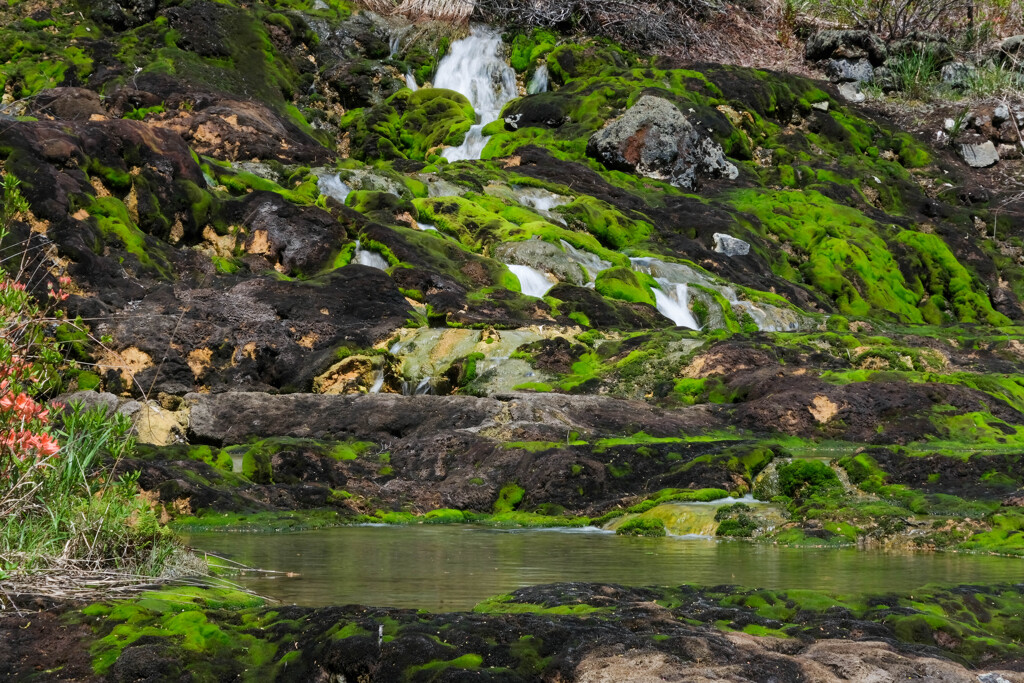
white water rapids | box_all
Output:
[433,27,517,162]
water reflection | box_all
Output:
[186,525,1024,611]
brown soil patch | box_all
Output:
[0,609,98,681]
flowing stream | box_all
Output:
[187,525,1024,611]
[433,27,517,161]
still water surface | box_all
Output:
[186,525,1024,611]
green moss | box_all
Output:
[777,460,842,499]
[123,104,165,120]
[508,29,558,72]
[423,508,467,524]
[616,517,667,536]
[556,195,653,250]
[134,444,233,472]
[407,653,484,676]
[494,483,525,513]
[473,594,606,615]
[594,267,656,306]
[81,196,172,277]
[344,88,474,161]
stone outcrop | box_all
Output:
[586,96,739,190]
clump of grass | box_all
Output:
[887,48,941,100]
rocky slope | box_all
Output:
[2,0,1024,675]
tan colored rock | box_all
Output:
[131,402,188,446]
[809,395,840,423]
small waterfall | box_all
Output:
[368,369,385,394]
[405,72,418,91]
[417,222,438,232]
[606,495,780,537]
[354,240,389,270]
[652,282,700,330]
[317,174,351,204]
[508,264,555,298]
[657,506,721,537]
[527,64,549,94]
[414,377,432,395]
[433,27,517,162]
[389,24,413,57]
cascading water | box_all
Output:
[368,370,385,394]
[508,264,555,298]
[527,64,549,94]
[512,186,568,213]
[388,24,412,57]
[605,495,785,537]
[354,240,389,270]
[317,174,351,204]
[652,281,700,330]
[433,27,517,162]
[405,73,419,91]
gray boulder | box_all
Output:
[586,96,738,191]
[805,30,887,65]
[940,62,976,90]
[824,58,874,83]
[999,35,1024,61]
[958,141,1000,168]
[713,233,751,257]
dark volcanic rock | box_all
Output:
[805,29,887,65]
[231,191,346,274]
[98,267,411,394]
[29,88,107,120]
[186,392,709,445]
[14,582,1020,682]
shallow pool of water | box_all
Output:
[186,525,1024,612]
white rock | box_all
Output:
[713,233,751,257]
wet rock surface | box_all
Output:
[8,582,1024,681]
